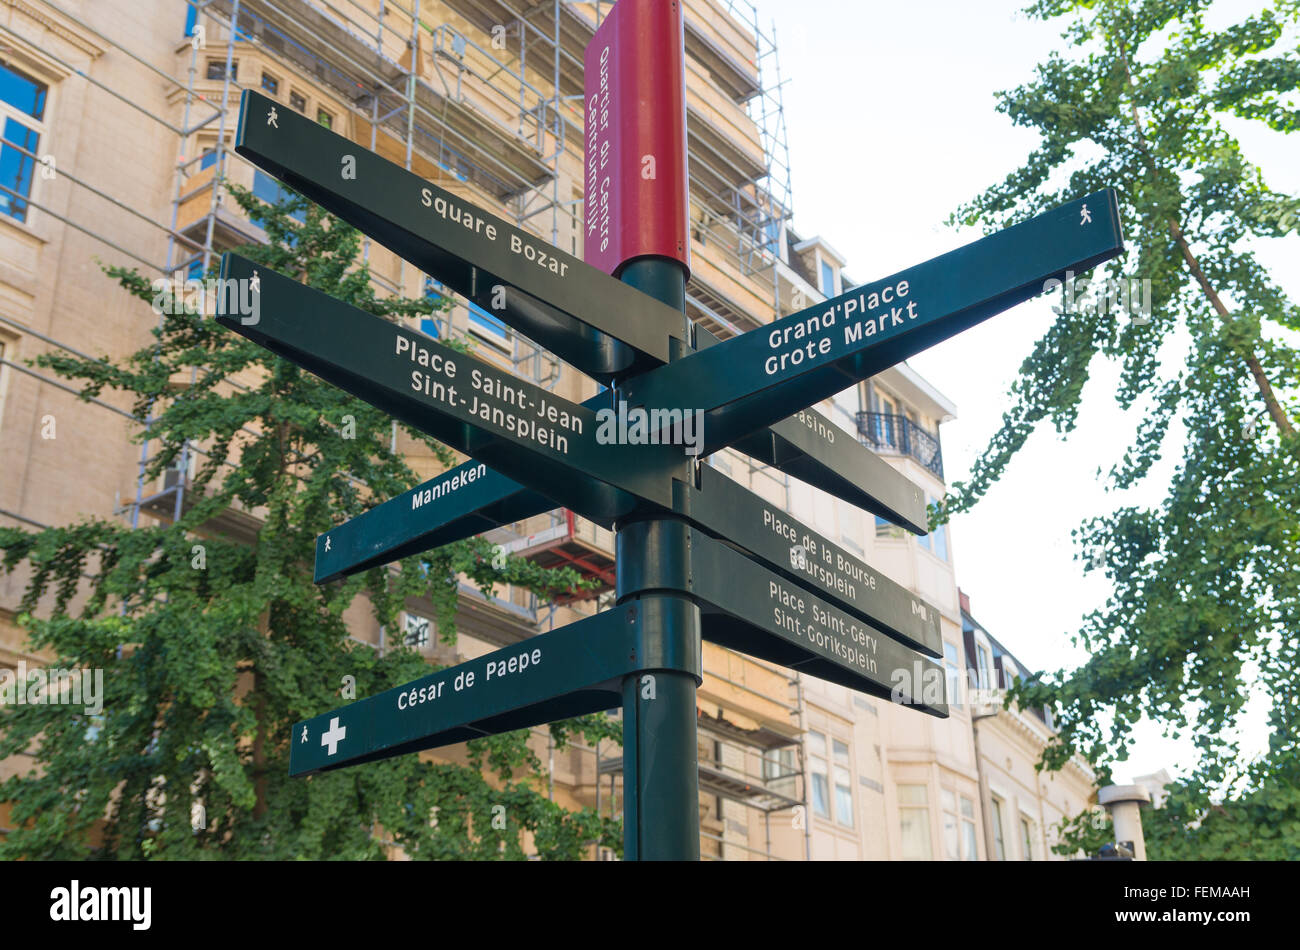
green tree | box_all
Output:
[944,0,1300,857]
[0,183,622,859]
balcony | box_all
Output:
[856,412,944,480]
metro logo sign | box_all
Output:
[583,0,690,277]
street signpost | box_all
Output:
[218,1,1126,861]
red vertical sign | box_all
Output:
[583,0,690,278]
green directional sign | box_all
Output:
[314,387,613,582]
[312,384,629,582]
[733,410,927,535]
[235,89,684,381]
[623,190,1125,454]
[618,520,946,717]
[217,254,686,523]
[697,323,928,533]
[290,597,701,776]
[694,539,947,717]
[676,465,942,658]
[314,460,551,583]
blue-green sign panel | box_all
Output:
[692,528,946,717]
[235,89,683,381]
[677,465,942,658]
[290,597,701,776]
[313,460,551,583]
[623,190,1125,454]
[695,324,928,534]
[617,521,947,717]
[217,254,685,523]
[735,410,927,535]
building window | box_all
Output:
[930,507,948,562]
[898,784,931,860]
[0,62,47,224]
[941,789,960,860]
[252,169,305,224]
[206,59,236,81]
[762,746,798,797]
[468,301,509,348]
[832,739,854,828]
[317,109,333,130]
[870,391,899,450]
[960,796,978,860]
[762,746,794,780]
[875,514,904,540]
[990,796,1007,860]
[199,148,217,171]
[918,495,948,560]
[1020,816,1036,860]
[943,641,963,707]
[837,503,862,555]
[261,72,279,95]
[807,731,831,819]
[402,612,431,648]
[419,277,445,339]
[820,259,835,297]
[976,643,993,691]
[289,90,306,113]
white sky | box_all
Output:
[750,0,1299,781]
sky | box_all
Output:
[749,0,1299,781]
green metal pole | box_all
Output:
[615,256,700,861]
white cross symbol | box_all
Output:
[325,535,332,552]
[250,270,260,294]
[1080,204,1092,225]
[267,106,279,128]
[300,725,308,743]
[321,717,346,756]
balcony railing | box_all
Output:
[856,412,944,480]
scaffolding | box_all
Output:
[3,0,806,860]
[5,0,796,512]
[595,658,805,862]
